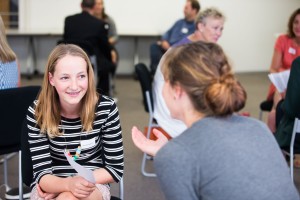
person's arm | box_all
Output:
[269,35,284,73]
[94,100,124,183]
[39,175,95,198]
[131,126,168,156]
[107,16,118,45]
[269,49,283,73]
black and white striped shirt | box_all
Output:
[26,95,124,189]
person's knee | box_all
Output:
[56,191,79,200]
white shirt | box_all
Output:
[152,49,186,138]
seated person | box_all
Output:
[275,56,300,165]
[153,8,225,138]
[28,44,123,200]
[149,0,200,75]
[63,0,115,96]
[132,41,299,200]
[267,8,300,132]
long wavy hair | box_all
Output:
[0,15,16,62]
[34,44,98,137]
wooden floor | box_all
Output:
[0,72,299,199]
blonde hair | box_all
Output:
[162,41,246,116]
[0,15,16,62]
[195,7,225,29]
[35,44,98,137]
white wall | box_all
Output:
[16,0,300,73]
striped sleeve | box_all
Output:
[26,101,53,189]
[97,96,124,182]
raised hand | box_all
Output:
[131,126,168,156]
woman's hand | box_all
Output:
[67,176,96,198]
[37,184,58,200]
[131,126,168,156]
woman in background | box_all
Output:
[267,8,300,133]
[0,15,20,89]
[153,7,225,138]
[132,41,299,200]
[93,0,118,45]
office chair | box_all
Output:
[21,121,124,200]
[135,63,159,177]
[259,100,273,120]
[0,86,40,200]
[288,118,300,182]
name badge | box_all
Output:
[288,47,296,55]
[80,138,96,149]
[181,27,188,34]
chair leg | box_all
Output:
[141,118,157,177]
[3,154,10,192]
[119,177,124,200]
[19,151,23,200]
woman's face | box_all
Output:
[94,0,104,16]
[49,55,88,110]
[199,17,224,43]
[293,14,300,38]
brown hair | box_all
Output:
[287,8,300,38]
[0,15,16,62]
[162,41,246,117]
[35,44,98,137]
[187,0,201,13]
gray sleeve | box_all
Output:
[154,142,199,200]
[106,16,118,43]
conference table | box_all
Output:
[7,28,161,76]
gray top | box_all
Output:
[154,115,300,200]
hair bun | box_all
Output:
[205,75,246,116]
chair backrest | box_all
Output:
[0,86,40,155]
[135,63,153,113]
[21,119,33,186]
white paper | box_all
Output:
[268,70,290,93]
[64,151,96,183]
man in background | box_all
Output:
[149,0,200,75]
[63,0,115,96]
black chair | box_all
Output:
[259,100,273,120]
[135,63,158,177]
[0,86,40,200]
[21,119,123,200]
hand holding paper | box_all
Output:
[268,70,290,93]
[64,151,96,184]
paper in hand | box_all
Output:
[64,151,96,183]
[268,70,290,93]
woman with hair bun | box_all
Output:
[132,41,299,200]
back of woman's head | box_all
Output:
[287,8,300,38]
[195,7,225,28]
[162,41,246,117]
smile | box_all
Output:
[66,91,80,96]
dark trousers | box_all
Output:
[150,43,166,76]
[97,59,116,96]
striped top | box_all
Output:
[26,95,124,189]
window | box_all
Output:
[0,0,19,28]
